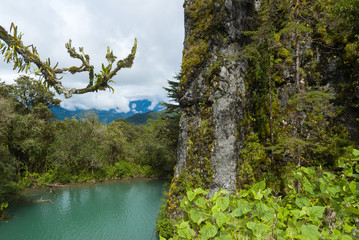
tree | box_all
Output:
[143,118,178,177]
[0,97,18,203]
[0,23,137,98]
[47,117,104,178]
[102,121,126,166]
[162,73,181,114]
[9,112,55,173]
[9,75,61,113]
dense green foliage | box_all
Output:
[238,0,358,189]
[159,0,359,238]
[125,111,162,125]
[0,76,178,216]
[161,148,359,239]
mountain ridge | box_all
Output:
[51,99,164,124]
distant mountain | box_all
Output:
[128,99,164,113]
[51,99,164,124]
[125,111,163,125]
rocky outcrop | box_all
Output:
[172,0,254,200]
[166,0,359,221]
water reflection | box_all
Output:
[0,179,166,240]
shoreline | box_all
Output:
[7,176,169,208]
[22,176,168,192]
[2,174,170,208]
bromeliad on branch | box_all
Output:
[0,23,137,98]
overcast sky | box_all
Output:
[0,0,184,112]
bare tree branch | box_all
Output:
[0,23,137,98]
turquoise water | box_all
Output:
[0,179,166,240]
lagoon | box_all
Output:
[0,179,166,240]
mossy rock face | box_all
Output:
[166,0,255,219]
[165,0,359,227]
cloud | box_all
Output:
[130,103,137,113]
[59,91,130,112]
[0,0,184,111]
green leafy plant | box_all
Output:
[0,202,9,220]
[162,148,359,239]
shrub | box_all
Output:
[105,161,135,179]
[162,148,359,240]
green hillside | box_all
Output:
[125,111,164,125]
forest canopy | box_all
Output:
[0,76,179,217]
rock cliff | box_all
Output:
[166,0,359,219]
[167,0,254,217]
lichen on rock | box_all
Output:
[167,0,255,217]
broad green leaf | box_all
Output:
[302,167,310,175]
[239,189,249,198]
[195,188,209,195]
[300,224,320,240]
[246,222,268,238]
[216,197,229,211]
[262,187,272,198]
[211,204,221,214]
[177,221,195,239]
[218,189,231,195]
[179,221,189,229]
[327,186,341,196]
[278,206,289,220]
[214,232,232,240]
[323,172,336,181]
[251,180,266,192]
[295,197,311,208]
[195,197,207,209]
[246,222,256,231]
[210,191,220,202]
[295,172,303,181]
[261,208,275,222]
[285,227,299,239]
[237,199,251,210]
[349,181,356,194]
[253,190,264,200]
[231,208,245,218]
[199,223,218,240]
[256,202,270,216]
[302,167,316,176]
[344,168,353,177]
[353,148,359,157]
[291,209,305,219]
[303,182,314,194]
[232,200,251,217]
[343,223,354,233]
[180,197,190,211]
[320,182,327,193]
[331,229,342,238]
[178,228,193,239]
[213,212,229,228]
[187,190,197,202]
[338,158,346,168]
[306,206,325,219]
[189,209,209,225]
[346,207,359,215]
